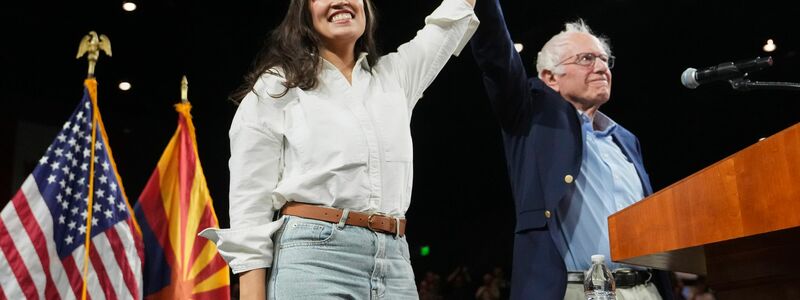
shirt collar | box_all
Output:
[357,52,370,71]
[577,109,617,136]
[320,52,371,72]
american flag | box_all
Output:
[1,80,143,299]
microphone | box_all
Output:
[681,56,773,89]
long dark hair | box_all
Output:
[231,0,380,102]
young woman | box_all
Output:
[200,0,478,298]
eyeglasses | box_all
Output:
[556,52,615,69]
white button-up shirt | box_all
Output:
[200,0,478,274]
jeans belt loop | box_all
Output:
[394,216,401,239]
[337,208,350,230]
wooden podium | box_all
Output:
[608,123,800,299]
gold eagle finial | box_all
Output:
[76,31,112,78]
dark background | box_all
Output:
[2,0,798,283]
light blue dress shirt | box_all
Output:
[558,111,645,271]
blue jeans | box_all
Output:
[268,214,418,299]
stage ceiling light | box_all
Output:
[122,2,137,12]
[763,39,776,52]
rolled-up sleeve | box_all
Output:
[199,75,288,274]
[384,0,479,106]
[424,0,479,56]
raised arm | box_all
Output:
[470,0,532,131]
[381,0,479,108]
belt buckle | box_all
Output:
[367,212,388,233]
[613,268,652,288]
[614,268,633,276]
[367,212,402,238]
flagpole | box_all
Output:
[76,31,111,300]
[81,79,98,300]
[181,75,189,104]
[178,75,191,281]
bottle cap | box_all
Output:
[591,254,605,263]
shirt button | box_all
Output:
[544,210,552,218]
[564,175,574,184]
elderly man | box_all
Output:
[470,0,674,299]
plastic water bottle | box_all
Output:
[584,254,616,300]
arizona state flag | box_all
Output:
[134,102,230,299]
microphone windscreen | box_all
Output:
[681,68,699,89]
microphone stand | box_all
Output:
[729,77,800,91]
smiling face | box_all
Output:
[309,0,367,52]
[543,32,613,112]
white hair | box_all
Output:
[536,19,612,78]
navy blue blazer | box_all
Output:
[470,0,673,299]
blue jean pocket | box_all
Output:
[278,216,335,249]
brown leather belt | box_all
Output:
[280,202,406,237]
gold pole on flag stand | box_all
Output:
[76,31,112,78]
[181,75,189,104]
[76,31,110,300]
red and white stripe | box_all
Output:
[0,175,142,299]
